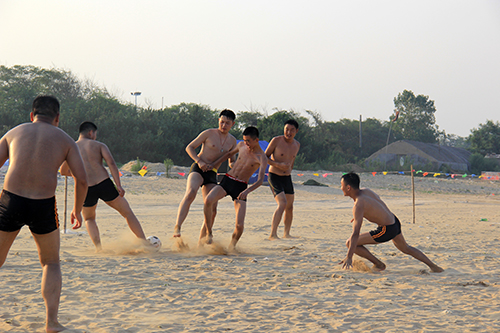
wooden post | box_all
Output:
[63,176,68,233]
[411,164,415,224]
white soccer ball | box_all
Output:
[147,235,162,251]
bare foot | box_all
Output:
[269,234,280,241]
[46,320,66,333]
[228,240,238,252]
[173,237,190,252]
[173,225,181,238]
[283,234,298,239]
[372,262,386,272]
[430,264,444,273]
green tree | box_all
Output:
[469,153,500,174]
[392,90,439,143]
[468,120,500,155]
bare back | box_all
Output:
[266,136,300,176]
[76,138,111,186]
[1,121,79,199]
[355,188,395,226]
[227,142,266,182]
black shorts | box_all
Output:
[268,172,294,196]
[190,163,217,186]
[0,190,59,234]
[370,215,402,243]
[84,178,119,207]
[219,175,248,201]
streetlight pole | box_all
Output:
[131,91,141,110]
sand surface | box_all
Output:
[1,170,499,332]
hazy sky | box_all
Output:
[1,0,499,137]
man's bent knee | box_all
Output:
[184,189,197,202]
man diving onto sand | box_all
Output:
[173,109,237,238]
[200,126,267,251]
[339,172,443,273]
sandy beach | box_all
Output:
[1,169,499,332]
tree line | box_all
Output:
[1,65,499,172]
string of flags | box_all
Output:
[364,170,491,179]
[120,165,498,181]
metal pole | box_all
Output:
[359,115,362,148]
[411,164,415,224]
[63,176,68,233]
[384,120,393,170]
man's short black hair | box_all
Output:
[219,109,236,121]
[79,121,98,134]
[341,172,360,189]
[285,119,299,129]
[242,126,259,139]
[32,95,60,119]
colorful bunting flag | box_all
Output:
[313,173,319,176]
[372,172,376,176]
[178,172,186,177]
[297,173,304,176]
[423,172,429,177]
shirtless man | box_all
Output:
[173,109,237,237]
[0,96,88,333]
[200,126,267,250]
[339,172,443,272]
[265,119,300,240]
[61,121,147,251]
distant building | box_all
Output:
[365,140,471,172]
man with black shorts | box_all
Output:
[339,172,443,272]
[200,126,267,250]
[173,110,237,237]
[0,96,88,332]
[61,122,147,251]
[265,119,300,240]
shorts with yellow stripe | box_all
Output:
[190,163,218,186]
[369,215,401,243]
